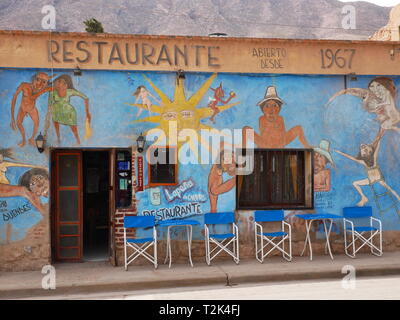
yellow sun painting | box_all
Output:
[127,73,240,157]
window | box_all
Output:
[148,146,178,186]
[236,149,313,210]
[115,149,132,209]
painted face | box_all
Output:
[262,100,281,121]
[221,152,236,176]
[180,110,194,119]
[179,109,197,131]
[55,78,67,91]
[360,144,373,158]
[215,87,225,98]
[29,175,49,198]
[162,111,178,121]
[314,152,327,172]
[162,108,196,133]
[369,81,388,102]
[32,76,48,91]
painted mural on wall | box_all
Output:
[328,77,400,218]
[43,74,91,145]
[0,147,49,243]
[133,85,159,117]
[314,140,334,193]
[207,83,236,124]
[10,72,54,147]
[208,149,236,213]
[242,85,311,149]
[1,68,400,244]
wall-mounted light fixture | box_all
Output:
[177,69,185,80]
[74,66,82,76]
[208,32,228,37]
[136,133,146,153]
[35,132,45,153]
[349,72,357,81]
[389,48,400,61]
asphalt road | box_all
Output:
[19,275,400,300]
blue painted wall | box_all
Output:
[1,68,399,244]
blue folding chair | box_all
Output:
[343,207,382,258]
[254,210,292,262]
[204,212,239,265]
[124,216,158,270]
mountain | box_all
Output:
[0,0,392,40]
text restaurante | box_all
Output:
[48,40,221,67]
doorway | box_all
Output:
[82,151,110,261]
[51,149,113,263]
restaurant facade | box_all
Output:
[1,30,400,271]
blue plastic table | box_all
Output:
[295,213,341,261]
[157,219,200,268]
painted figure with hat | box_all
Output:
[242,86,310,149]
[314,139,334,192]
[10,72,55,147]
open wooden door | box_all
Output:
[53,151,83,261]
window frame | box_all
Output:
[235,148,314,211]
[147,145,179,187]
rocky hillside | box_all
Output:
[0,0,392,39]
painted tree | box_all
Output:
[84,18,104,33]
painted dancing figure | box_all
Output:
[335,130,400,207]
[208,83,236,124]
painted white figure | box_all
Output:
[335,131,400,207]
[133,85,159,117]
[328,77,400,137]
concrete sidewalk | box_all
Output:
[1,252,400,299]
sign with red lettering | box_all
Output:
[136,156,144,192]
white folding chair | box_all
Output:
[254,210,292,263]
[124,216,158,270]
[343,206,382,258]
[204,212,239,265]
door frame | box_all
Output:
[50,148,116,263]
[51,150,83,262]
